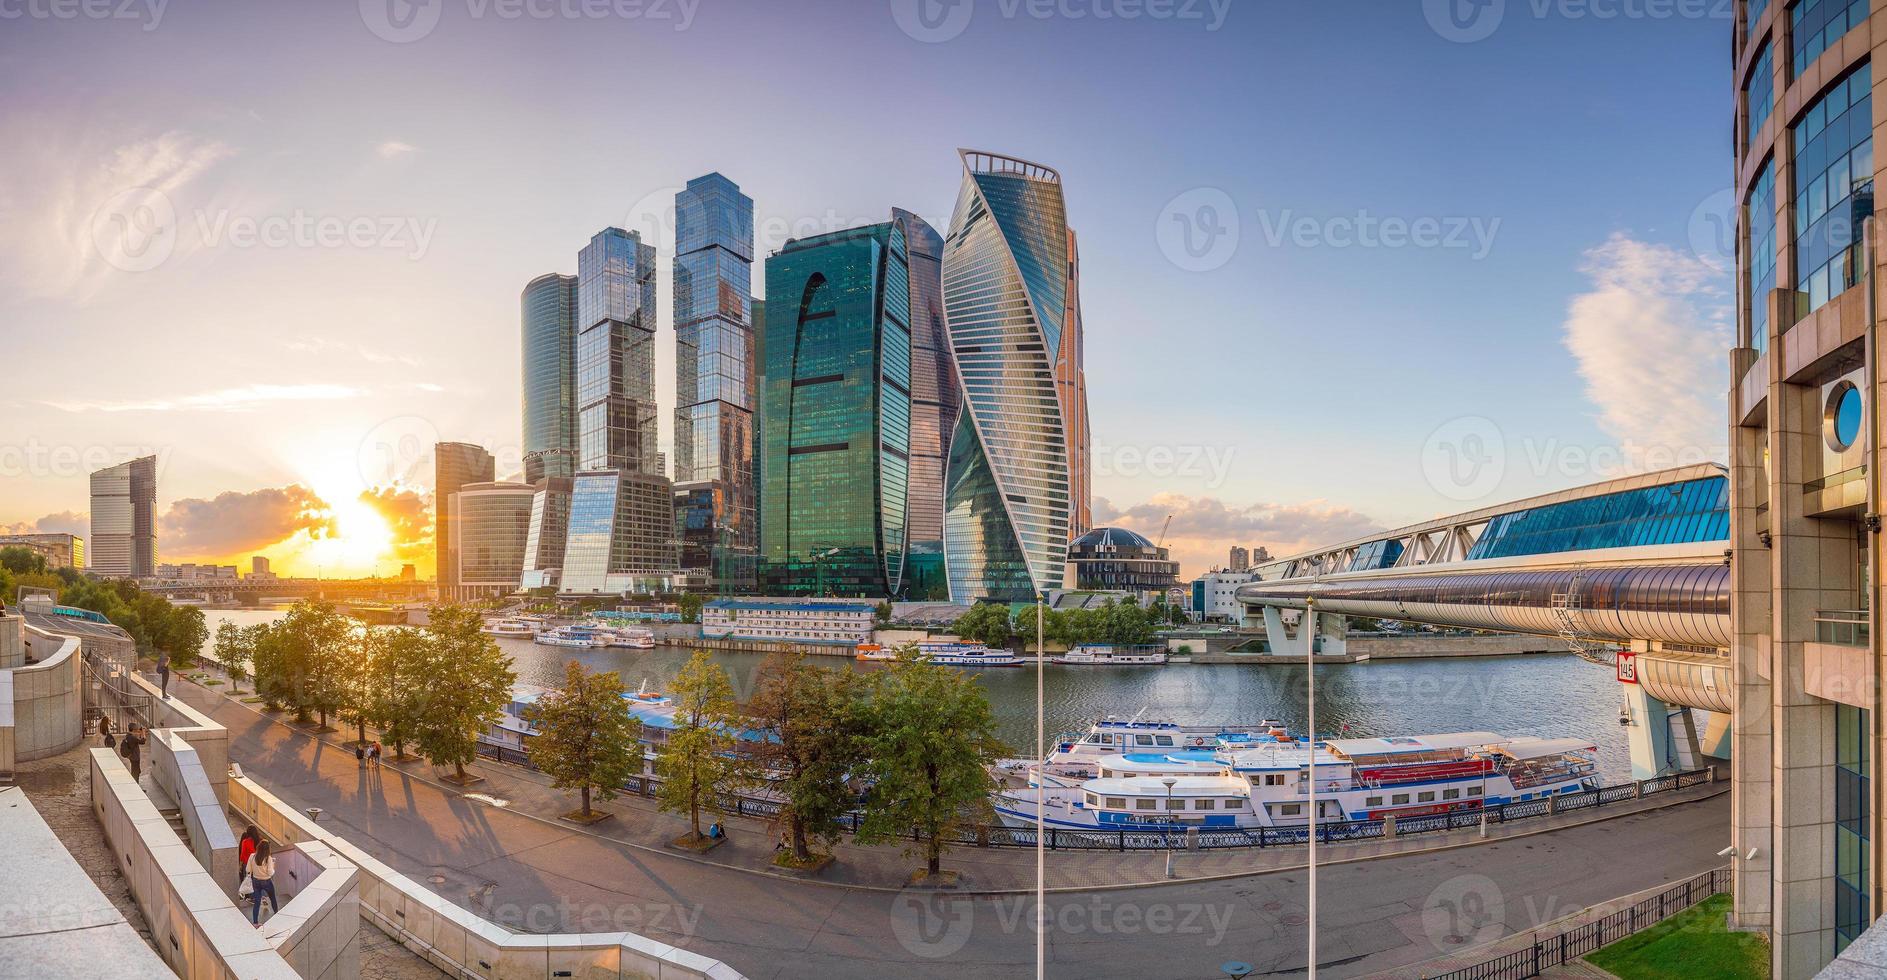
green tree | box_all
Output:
[951,602,1014,648]
[654,650,758,840]
[159,605,208,672]
[269,601,355,728]
[750,655,868,863]
[855,658,1008,877]
[213,621,255,695]
[676,593,705,624]
[874,600,893,626]
[411,604,516,783]
[337,629,379,745]
[363,626,431,760]
[526,660,645,820]
[0,547,48,576]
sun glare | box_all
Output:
[281,474,401,578]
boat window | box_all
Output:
[1136,735,1154,746]
[1195,799,1216,810]
[1135,799,1156,810]
[1366,796,1383,806]
[1280,803,1302,816]
[1247,775,1263,785]
[1392,793,1410,804]
[1264,774,1286,786]
[1085,793,1098,806]
[1155,736,1174,746]
[1443,788,1460,800]
[1226,799,1243,808]
[1467,786,1483,796]
[1107,797,1125,808]
[1418,791,1436,803]
[1165,799,1185,810]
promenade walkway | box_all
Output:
[171,670,1734,978]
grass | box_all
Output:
[1586,894,1769,979]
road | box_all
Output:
[183,681,1731,979]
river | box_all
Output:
[199,609,1636,783]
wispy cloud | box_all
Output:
[285,337,421,367]
[1094,493,1383,578]
[158,485,335,558]
[1,511,88,537]
[46,383,365,414]
[376,140,417,160]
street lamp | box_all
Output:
[1035,590,1046,980]
[1162,776,1179,879]
[1305,596,1319,980]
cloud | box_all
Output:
[376,141,417,160]
[285,338,421,367]
[1561,234,1730,471]
[358,486,432,561]
[45,383,364,413]
[1,512,88,537]
[157,485,335,558]
[1094,493,1383,578]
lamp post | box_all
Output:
[1035,591,1046,980]
[1162,776,1178,879]
[1305,596,1318,980]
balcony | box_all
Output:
[1815,609,1870,647]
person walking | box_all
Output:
[120,724,145,782]
[98,714,115,750]
[236,826,259,889]
[369,741,383,770]
[156,656,170,699]
[245,839,278,925]
[355,742,366,769]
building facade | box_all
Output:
[522,272,580,483]
[1191,570,1256,623]
[759,221,913,598]
[520,475,572,591]
[672,174,758,591]
[1060,227,1092,539]
[0,534,85,570]
[88,456,156,578]
[448,482,535,602]
[433,442,495,598]
[1228,546,1250,572]
[701,598,876,646]
[893,208,956,601]
[560,470,676,594]
[941,150,1079,602]
[1732,2,1887,973]
[1064,526,1180,594]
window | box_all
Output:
[1155,735,1174,746]
[1468,786,1483,797]
[1393,793,1411,804]
[1195,799,1216,810]
[1418,791,1436,803]
[1748,159,1778,350]
[1264,773,1286,786]
[1792,0,1868,78]
[1106,797,1125,809]
[1136,735,1154,746]
[1366,796,1384,806]
[1165,798,1185,811]
[1747,44,1774,154]
[1836,704,1871,951]
[1085,793,1098,806]
[1226,799,1243,808]
[1444,788,1461,800]
[1467,476,1731,559]
[1280,803,1302,816]
[1792,64,1873,320]
[1135,799,1156,810]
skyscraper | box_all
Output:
[1060,227,1092,539]
[894,208,956,601]
[520,475,572,591]
[561,227,674,593]
[521,272,579,483]
[449,481,535,601]
[1229,546,1250,572]
[88,456,155,578]
[941,150,1078,602]
[433,442,494,596]
[672,174,757,591]
[760,221,912,597]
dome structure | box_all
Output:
[1064,526,1180,593]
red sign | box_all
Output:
[1616,651,1639,684]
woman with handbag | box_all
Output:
[244,839,278,925]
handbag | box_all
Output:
[237,873,253,899]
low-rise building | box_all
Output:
[1191,570,1257,623]
[702,599,876,646]
[0,533,84,570]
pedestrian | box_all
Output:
[98,714,115,750]
[355,742,366,769]
[237,825,259,889]
[245,839,278,925]
[369,741,383,769]
[120,724,145,782]
[157,657,170,699]
[774,830,788,852]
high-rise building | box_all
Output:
[1060,227,1092,538]
[561,227,674,593]
[449,481,535,602]
[251,555,271,577]
[520,475,572,590]
[522,272,580,483]
[760,221,912,597]
[433,442,495,598]
[941,150,1078,602]
[672,174,757,591]
[0,533,85,570]
[751,296,766,559]
[88,455,156,578]
[893,208,955,601]
[1228,546,1250,572]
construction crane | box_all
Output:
[1157,514,1173,549]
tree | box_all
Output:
[264,601,354,727]
[855,658,1008,878]
[526,660,644,820]
[338,629,379,745]
[654,650,758,840]
[159,605,208,672]
[363,626,430,760]
[676,593,705,624]
[874,600,893,626]
[750,655,868,863]
[213,621,255,695]
[411,604,516,783]
[951,602,1014,648]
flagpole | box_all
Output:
[1305,597,1317,980]
[1036,592,1046,980]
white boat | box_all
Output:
[481,618,538,639]
[533,625,605,648]
[1052,644,1168,666]
[857,639,1020,667]
[993,731,1601,831]
[588,624,656,649]
[996,712,1295,779]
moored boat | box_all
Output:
[480,618,538,639]
[1052,644,1168,666]
[533,625,605,648]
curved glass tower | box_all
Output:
[942,150,1075,602]
[521,273,578,483]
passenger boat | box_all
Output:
[1052,644,1168,666]
[587,623,657,649]
[856,639,1021,667]
[533,625,605,648]
[996,712,1295,779]
[480,618,538,639]
[992,731,1600,830]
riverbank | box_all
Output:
[1192,632,1578,664]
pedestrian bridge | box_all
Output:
[1234,464,1734,777]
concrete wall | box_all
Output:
[0,613,22,668]
[0,625,84,775]
[227,775,746,980]
[151,728,239,885]
[259,840,363,980]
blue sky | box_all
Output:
[0,0,1734,576]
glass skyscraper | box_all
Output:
[521,273,579,483]
[893,208,955,601]
[673,174,757,590]
[88,455,156,578]
[432,442,495,596]
[941,150,1081,602]
[759,221,912,597]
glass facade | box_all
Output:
[1065,527,1180,592]
[1748,159,1777,349]
[432,443,494,594]
[1749,0,1771,28]
[1791,0,1867,78]
[449,483,535,600]
[1792,63,1873,319]
[576,227,660,474]
[1464,476,1730,561]
[942,151,1076,601]
[759,221,912,597]
[87,455,156,578]
[1836,703,1871,951]
[894,207,957,600]
[522,273,578,482]
[1746,42,1774,152]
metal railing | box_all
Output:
[1815,609,1871,646]
[472,742,1716,853]
[1422,867,1732,980]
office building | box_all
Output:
[1064,526,1180,594]
[88,455,156,578]
[1060,227,1092,538]
[433,442,495,598]
[522,272,580,483]
[0,533,84,570]
[673,174,758,590]
[760,221,912,597]
[448,481,535,602]
[560,470,676,593]
[520,475,572,591]
[941,150,1078,602]
[1190,570,1257,623]
[893,208,955,601]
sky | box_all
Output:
[0,0,1733,579]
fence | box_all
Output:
[1423,867,1733,980]
[472,742,1716,853]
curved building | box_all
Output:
[1064,526,1179,593]
[895,208,956,601]
[942,150,1077,602]
[521,273,578,483]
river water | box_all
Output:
[199,609,1634,783]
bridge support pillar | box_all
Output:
[1313,611,1347,658]
[1698,709,1732,761]
[1623,684,1677,780]
[1261,606,1290,655]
